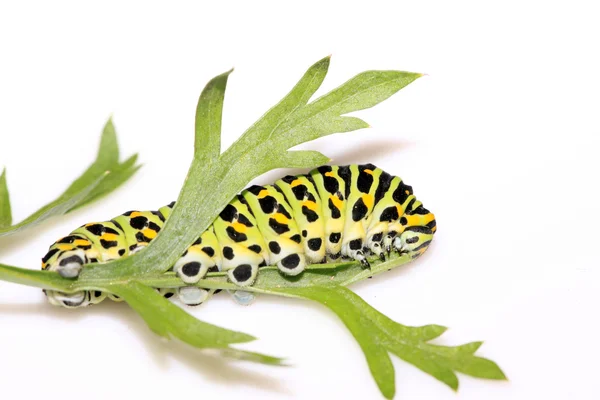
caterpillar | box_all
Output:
[41,164,436,308]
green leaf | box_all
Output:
[0,175,105,237]
[69,154,141,211]
[80,57,422,280]
[62,117,140,208]
[0,168,12,228]
[111,281,254,345]
[287,284,396,398]
[108,282,284,365]
[277,286,506,398]
[195,69,233,160]
[0,262,282,365]
[63,118,117,195]
[277,150,331,169]
[0,118,140,237]
[275,70,421,147]
[239,55,330,144]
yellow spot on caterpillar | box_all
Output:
[364,169,373,175]
[257,190,269,199]
[362,194,374,209]
[396,205,403,216]
[142,228,157,239]
[405,215,421,226]
[291,179,303,187]
[325,171,335,177]
[131,211,143,218]
[274,213,288,224]
[231,222,247,233]
[102,233,118,241]
[405,190,410,195]
[330,195,343,211]
[302,200,317,211]
[57,244,72,251]
[74,239,90,246]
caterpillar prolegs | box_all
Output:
[41,164,437,308]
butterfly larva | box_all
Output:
[41,164,436,308]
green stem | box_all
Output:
[0,252,414,295]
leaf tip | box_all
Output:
[382,389,395,399]
[313,55,332,69]
[218,67,234,79]
[470,340,484,352]
[499,370,509,381]
[126,153,140,165]
[104,115,116,130]
[276,358,294,367]
[485,359,509,381]
[455,340,485,356]
[483,362,509,381]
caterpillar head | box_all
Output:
[41,246,90,308]
[42,246,86,278]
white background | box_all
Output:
[0,1,598,399]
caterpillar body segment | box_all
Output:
[309,165,347,260]
[241,184,306,276]
[339,164,383,267]
[41,164,436,308]
[274,175,326,264]
[213,196,267,286]
[173,226,222,285]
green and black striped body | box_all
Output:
[41,164,436,308]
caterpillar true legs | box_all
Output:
[41,164,436,308]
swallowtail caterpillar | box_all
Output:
[41,164,436,307]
